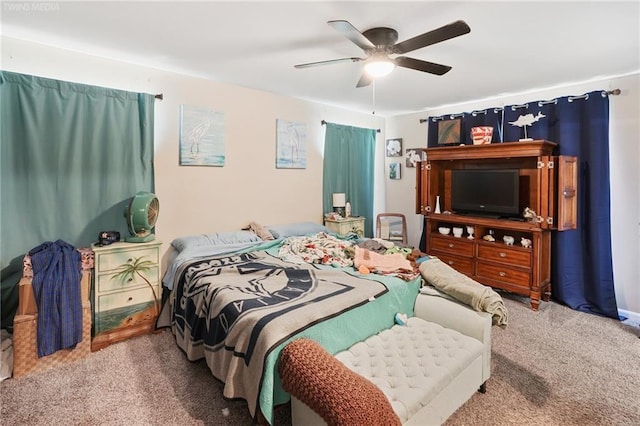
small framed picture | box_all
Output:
[385,138,402,157]
[405,148,425,168]
[276,119,307,169]
[389,162,401,180]
[437,118,461,145]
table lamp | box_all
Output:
[332,193,346,217]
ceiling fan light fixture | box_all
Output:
[365,59,395,77]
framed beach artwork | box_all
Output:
[276,119,307,169]
[389,162,401,180]
[179,105,225,166]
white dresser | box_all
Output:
[91,240,161,351]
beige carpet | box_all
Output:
[446,293,640,426]
[2,294,639,425]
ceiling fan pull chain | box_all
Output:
[372,80,376,115]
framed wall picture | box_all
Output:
[179,105,225,166]
[389,162,401,180]
[405,148,425,168]
[385,138,402,157]
[437,118,461,145]
[276,119,307,169]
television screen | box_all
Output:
[451,169,520,218]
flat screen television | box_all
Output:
[451,169,520,218]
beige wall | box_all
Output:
[3,36,638,317]
[385,73,640,316]
[1,35,386,262]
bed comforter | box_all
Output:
[164,236,421,424]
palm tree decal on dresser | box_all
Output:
[111,256,159,316]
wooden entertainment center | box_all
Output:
[416,140,577,310]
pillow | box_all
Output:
[244,222,275,241]
[266,222,330,239]
[171,230,262,252]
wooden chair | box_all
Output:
[376,213,407,244]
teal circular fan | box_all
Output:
[124,191,159,243]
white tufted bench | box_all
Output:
[291,293,492,425]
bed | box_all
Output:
[158,222,422,424]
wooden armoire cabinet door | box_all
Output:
[415,161,431,214]
[556,155,578,231]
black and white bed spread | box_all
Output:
[168,249,389,417]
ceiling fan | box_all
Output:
[295,20,471,88]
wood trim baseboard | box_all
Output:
[91,318,156,352]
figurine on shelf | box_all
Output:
[466,226,474,240]
[503,235,515,246]
[523,207,542,224]
[483,234,495,242]
[521,237,532,248]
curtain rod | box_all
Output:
[321,120,380,133]
[418,88,621,124]
[155,94,163,100]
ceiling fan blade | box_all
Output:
[356,72,373,88]
[393,20,471,54]
[395,56,452,75]
[294,57,363,69]
[328,20,375,51]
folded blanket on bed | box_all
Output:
[279,338,401,426]
[419,257,508,328]
[353,247,412,273]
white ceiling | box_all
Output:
[2,1,639,116]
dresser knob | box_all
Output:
[499,272,506,277]
[127,296,133,301]
[499,252,507,258]
[448,261,454,265]
[127,278,133,282]
[448,243,454,248]
[127,258,133,263]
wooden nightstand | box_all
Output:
[324,217,365,237]
[91,240,162,351]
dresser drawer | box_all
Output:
[476,261,531,288]
[96,285,157,313]
[324,217,365,237]
[94,286,158,335]
[430,235,474,257]
[96,266,159,294]
[477,244,531,268]
[95,246,160,273]
[431,251,474,276]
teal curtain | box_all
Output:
[322,122,376,237]
[0,71,155,329]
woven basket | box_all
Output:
[12,301,92,378]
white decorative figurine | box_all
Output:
[509,111,546,140]
[523,207,542,224]
[503,235,515,246]
[466,226,474,240]
[521,237,532,248]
